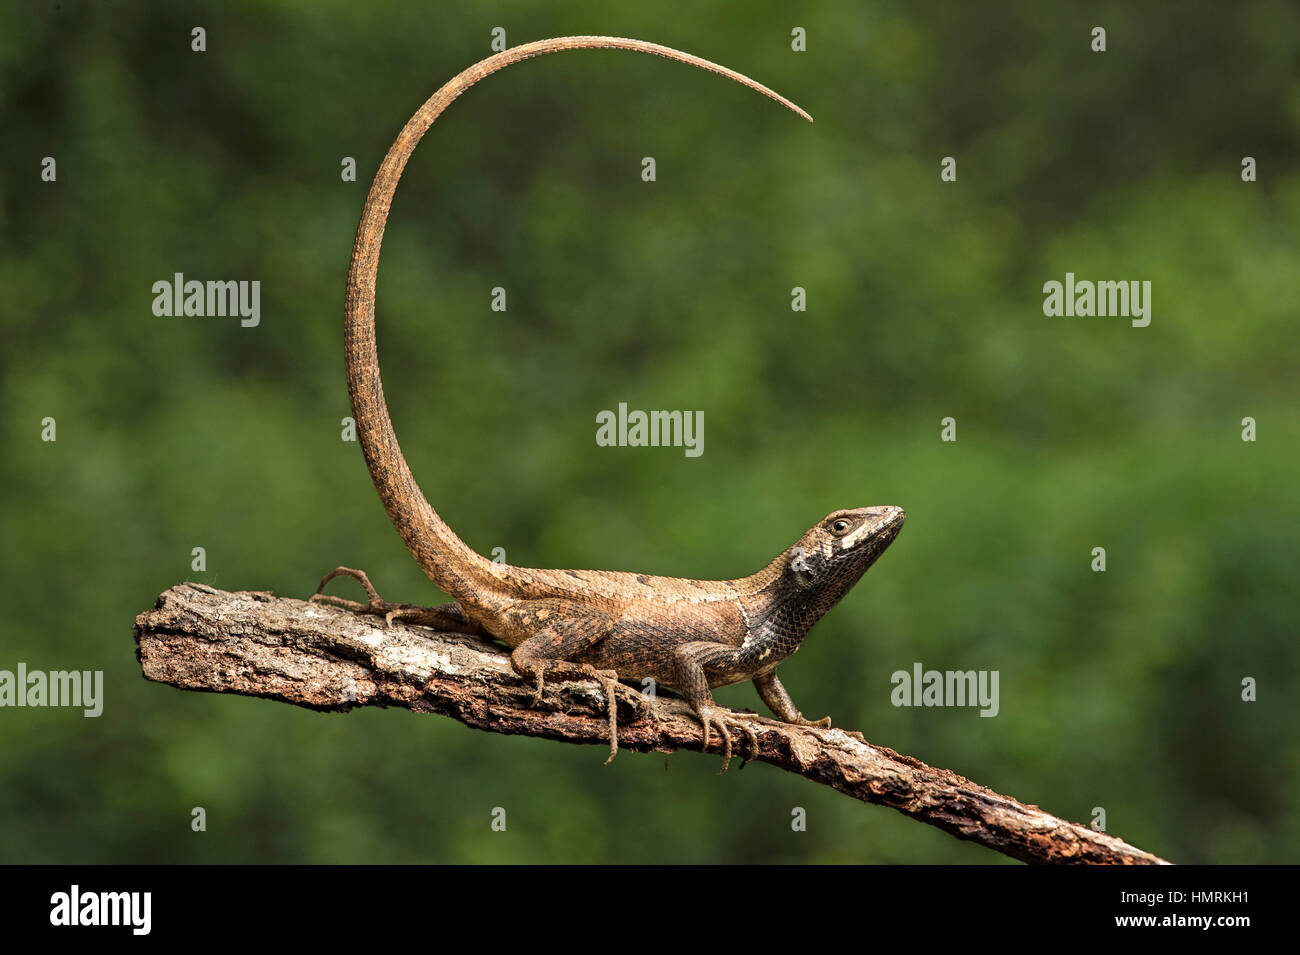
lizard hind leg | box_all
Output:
[310,566,486,634]
[505,603,622,763]
[312,566,387,610]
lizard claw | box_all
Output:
[711,723,733,776]
[736,721,760,770]
[696,709,763,769]
[697,707,739,774]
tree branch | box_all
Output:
[134,582,1169,865]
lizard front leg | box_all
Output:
[504,602,625,764]
[753,671,831,727]
[673,643,760,774]
[753,671,867,742]
[310,566,487,634]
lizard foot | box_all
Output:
[697,706,760,775]
[523,664,624,765]
[592,669,621,765]
[311,567,486,634]
[527,667,547,707]
[792,713,865,742]
[311,566,392,615]
[714,710,768,769]
[791,714,864,741]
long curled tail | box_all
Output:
[345,36,811,599]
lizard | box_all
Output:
[313,36,906,773]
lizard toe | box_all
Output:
[707,714,734,775]
[594,670,620,765]
[737,721,760,770]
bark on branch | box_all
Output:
[134,582,1170,865]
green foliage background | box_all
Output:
[2,1,1297,863]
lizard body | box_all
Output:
[317,36,905,771]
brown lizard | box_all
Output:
[314,36,905,772]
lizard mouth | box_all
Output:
[841,506,905,549]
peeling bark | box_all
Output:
[134,582,1170,865]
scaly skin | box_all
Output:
[315,37,905,772]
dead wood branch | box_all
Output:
[134,582,1170,865]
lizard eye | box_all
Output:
[830,519,851,535]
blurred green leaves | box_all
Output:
[0,0,1296,863]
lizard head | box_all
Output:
[787,506,905,593]
[736,506,906,667]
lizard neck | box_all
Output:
[346,38,810,601]
[734,548,869,671]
